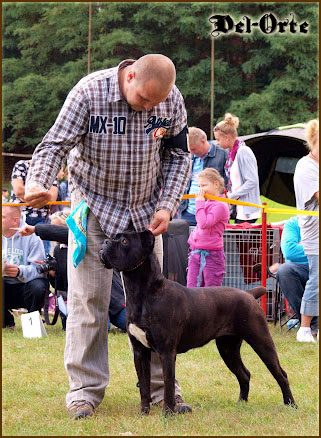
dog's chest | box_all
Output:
[128,323,150,348]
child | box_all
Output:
[187,168,230,287]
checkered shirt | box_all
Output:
[26,60,191,238]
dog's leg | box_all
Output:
[216,336,251,402]
[131,339,152,415]
[159,352,177,415]
[243,330,297,407]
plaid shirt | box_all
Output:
[26,60,191,238]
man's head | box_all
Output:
[2,205,21,236]
[188,127,210,158]
[120,54,176,111]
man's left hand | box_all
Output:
[3,263,19,277]
[147,209,171,236]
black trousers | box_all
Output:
[2,278,48,328]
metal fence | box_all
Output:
[221,225,285,321]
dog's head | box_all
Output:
[99,230,155,272]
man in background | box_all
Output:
[178,127,228,225]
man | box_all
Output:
[178,127,228,225]
[275,216,318,334]
[10,159,58,254]
[24,54,191,419]
[2,205,48,329]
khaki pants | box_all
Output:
[65,190,180,408]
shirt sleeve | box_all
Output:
[195,201,228,229]
[26,86,89,190]
[158,88,191,216]
[228,147,260,200]
[17,236,46,283]
[11,161,27,181]
[281,218,308,263]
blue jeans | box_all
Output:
[301,254,319,317]
[277,262,318,326]
[108,308,126,331]
[180,210,197,226]
[26,216,51,255]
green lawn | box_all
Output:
[2,319,319,436]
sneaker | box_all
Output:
[67,400,95,419]
[296,328,316,343]
[287,319,300,330]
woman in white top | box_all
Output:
[294,119,319,343]
[213,113,261,223]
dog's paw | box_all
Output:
[140,406,150,415]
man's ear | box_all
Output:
[127,70,136,83]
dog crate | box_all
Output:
[222,224,285,321]
[164,220,287,321]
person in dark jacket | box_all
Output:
[18,219,127,331]
[178,127,228,225]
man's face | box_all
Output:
[189,138,208,158]
[125,78,170,112]
[2,208,17,234]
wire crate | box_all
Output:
[222,225,285,321]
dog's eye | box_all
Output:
[121,238,128,246]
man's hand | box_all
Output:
[147,209,171,236]
[3,263,19,277]
[24,184,51,208]
[17,224,36,236]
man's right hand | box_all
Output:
[18,225,36,236]
[24,184,52,208]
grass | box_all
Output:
[2,319,319,436]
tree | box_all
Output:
[2,2,318,152]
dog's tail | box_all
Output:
[246,286,267,299]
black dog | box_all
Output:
[99,230,297,415]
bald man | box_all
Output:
[24,54,191,418]
[2,206,47,329]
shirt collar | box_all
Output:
[108,59,136,103]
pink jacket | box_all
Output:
[188,200,229,250]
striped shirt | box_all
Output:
[26,60,191,238]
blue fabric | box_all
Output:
[66,200,90,268]
[301,254,319,316]
[190,248,210,287]
[280,216,308,264]
[186,156,204,215]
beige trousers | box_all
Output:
[65,190,180,408]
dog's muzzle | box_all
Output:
[98,243,113,269]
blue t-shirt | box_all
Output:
[187,156,204,215]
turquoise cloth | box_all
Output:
[66,200,90,268]
[190,249,210,287]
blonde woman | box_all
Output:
[293,119,319,343]
[214,113,261,223]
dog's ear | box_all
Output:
[142,230,155,250]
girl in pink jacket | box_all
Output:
[187,168,230,287]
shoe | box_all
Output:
[296,328,316,343]
[67,400,95,419]
[287,319,300,330]
[174,395,193,414]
